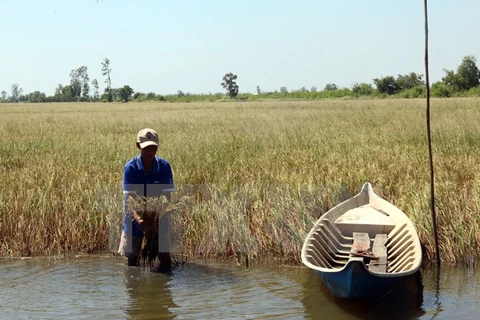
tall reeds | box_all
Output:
[0,99,479,264]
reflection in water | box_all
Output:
[336,272,424,320]
[123,267,177,319]
[123,261,307,319]
[1,257,479,319]
[420,265,480,320]
[167,262,305,319]
[0,256,129,319]
[299,269,425,320]
[431,267,443,320]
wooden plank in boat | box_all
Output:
[369,234,388,273]
[350,232,370,253]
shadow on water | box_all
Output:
[300,269,425,320]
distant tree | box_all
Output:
[11,83,23,102]
[431,81,453,98]
[442,55,480,91]
[310,86,317,92]
[70,68,82,99]
[101,58,112,101]
[67,66,89,100]
[118,85,134,102]
[221,72,239,98]
[54,84,63,96]
[373,76,399,95]
[26,91,46,103]
[91,79,99,100]
[299,86,307,92]
[324,83,338,91]
[457,55,480,89]
[110,88,119,100]
[133,92,144,100]
[61,85,74,101]
[1,90,6,102]
[54,84,64,101]
[256,85,261,95]
[352,82,374,95]
[79,66,90,99]
[396,72,424,90]
[177,90,185,97]
[442,69,462,92]
[280,86,288,94]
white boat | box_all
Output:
[301,182,422,300]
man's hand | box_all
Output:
[133,210,156,228]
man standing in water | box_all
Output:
[118,128,175,272]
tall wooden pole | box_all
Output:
[424,0,440,267]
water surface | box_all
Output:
[0,256,478,319]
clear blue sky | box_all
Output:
[1,0,479,96]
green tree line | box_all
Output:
[1,55,480,104]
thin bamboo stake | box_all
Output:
[424,0,440,267]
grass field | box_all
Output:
[1,98,479,265]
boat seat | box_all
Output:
[368,234,388,273]
[335,205,396,238]
[350,232,370,254]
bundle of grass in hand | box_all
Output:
[129,195,171,270]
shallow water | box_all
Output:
[0,256,479,319]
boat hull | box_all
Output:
[315,260,401,300]
[301,182,422,300]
